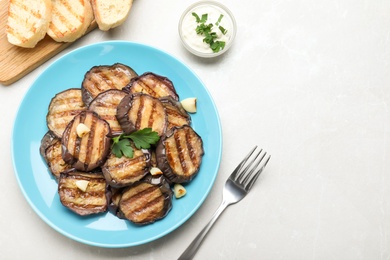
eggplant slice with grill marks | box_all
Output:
[62,111,111,172]
[44,137,72,179]
[58,171,109,216]
[118,174,173,225]
[160,96,191,130]
[102,147,151,188]
[124,72,179,101]
[81,63,138,106]
[156,125,204,183]
[40,131,72,179]
[46,88,87,138]
[116,93,168,136]
[88,89,127,136]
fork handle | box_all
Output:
[178,200,230,260]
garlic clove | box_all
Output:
[173,183,187,199]
[76,123,90,138]
[180,97,197,113]
[150,167,163,176]
[75,180,89,192]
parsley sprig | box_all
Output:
[111,128,160,158]
[192,12,228,53]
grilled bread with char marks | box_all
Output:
[62,111,111,172]
[6,0,52,48]
[82,63,138,106]
[46,88,86,138]
[47,0,94,42]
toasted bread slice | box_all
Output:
[47,0,94,42]
[92,0,133,31]
[6,0,52,48]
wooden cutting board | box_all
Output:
[0,0,97,86]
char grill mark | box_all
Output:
[184,126,197,165]
[109,156,145,174]
[84,113,97,167]
[174,130,188,175]
[137,78,158,97]
[72,110,87,160]
[135,93,145,130]
[149,100,157,128]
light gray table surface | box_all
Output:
[1,0,390,259]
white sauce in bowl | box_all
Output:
[179,2,236,57]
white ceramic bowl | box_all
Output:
[178,1,237,58]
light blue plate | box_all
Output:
[11,41,222,248]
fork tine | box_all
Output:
[244,154,271,191]
[241,149,266,184]
[230,146,258,181]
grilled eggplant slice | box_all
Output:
[58,171,109,216]
[156,125,204,183]
[81,63,138,105]
[45,138,72,179]
[160,96,191,130]
[116,93,167,136]
[62,111,111,172]
[46,88,87,138]
[124,72,179,100]
[118,174,173,225]
[102,148,151,188]
[88,89,127,136]
[40,131,72,179]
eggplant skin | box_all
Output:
[40,131,58,161]
[81,63,138,106]
[156,125,204,183]
[61,111,111,172]
[58,171,110,216]
[117,174,173,225]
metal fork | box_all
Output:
[178,146,271,260]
